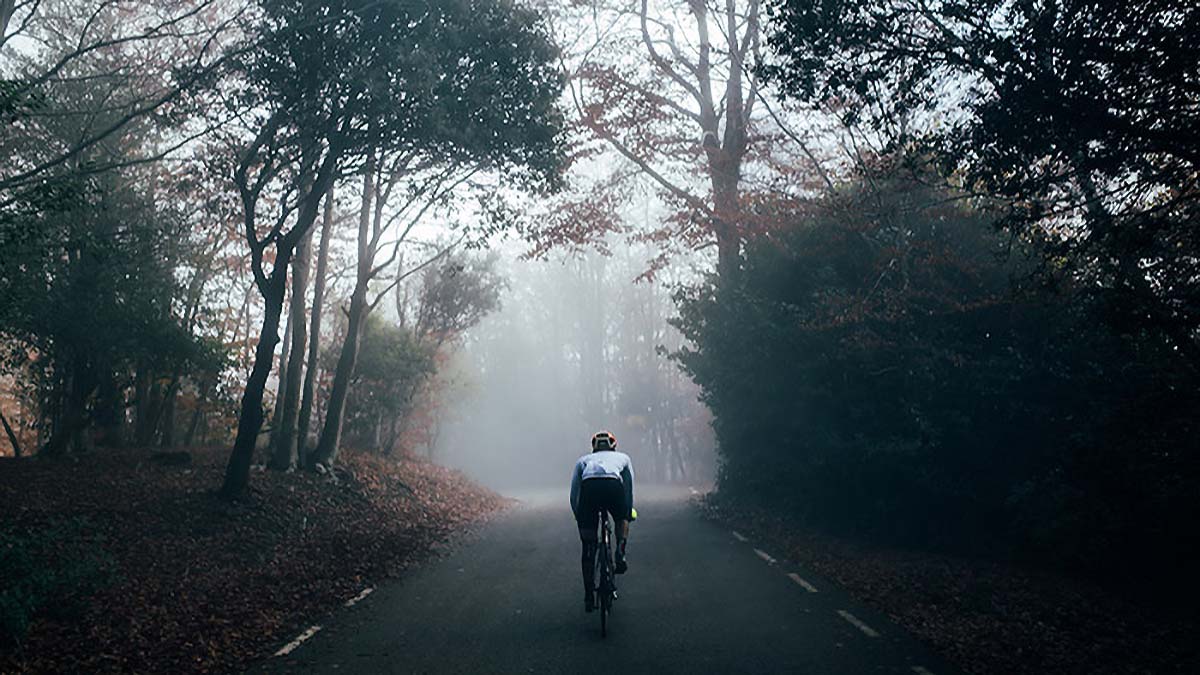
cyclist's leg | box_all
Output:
[596,478,630,574]
[614,516,629,573]
[576,481,600,610]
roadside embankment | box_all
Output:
[698,492,1199,674]
[0,447,508,673]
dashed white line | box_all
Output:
[837,610,880,637]
[345,587,375,607]
[731,530,748,542]
[912,667,936,675]
[274,624,322,657]
[753,548,777,564]
[787,572,818,592]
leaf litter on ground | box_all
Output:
[697,493,1200,675]
[0,447,508,674]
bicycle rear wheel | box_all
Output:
[598,519,611,637]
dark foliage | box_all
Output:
[234,0,566,189]
[342,316,436,451]
[762,0,1200,363]
[0,519,117,646]
[673,174,1200,581]
[0,170,226,453]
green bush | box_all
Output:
[0,519,117,646]
[673,173,1200,572]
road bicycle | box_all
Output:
[594,511,617,637]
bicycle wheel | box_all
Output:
[599,565,608,638]
[598,519,611,637]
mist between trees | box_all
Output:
[2,0,1198,591]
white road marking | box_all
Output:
[344,587,375,607]
[274,624,323,657]
[753,548,777,564]
[731,530,748,542]
[837,610,880,637]
[912,667,936,675]
[787,572,818,592]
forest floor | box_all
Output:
[0,446,508,674]
[698,493,1200,675]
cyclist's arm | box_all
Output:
[621,461,633,515]
[570,460,583,516]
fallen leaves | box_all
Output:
[0,447,508,674]
[698,494,1200,675]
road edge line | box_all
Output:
[787,572,818,592]
[274,624,323,657]
[753,548,777,564]
[345,587,375,607]
[837,610,880,637]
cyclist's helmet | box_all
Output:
[591,431,617,451]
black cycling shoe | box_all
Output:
[585,591,595,613]
[615,555,628,574]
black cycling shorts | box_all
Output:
[575,477,630,531]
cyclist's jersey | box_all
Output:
[570,450,634,517]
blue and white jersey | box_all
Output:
[570,450,634,515]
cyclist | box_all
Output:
[570,431,634,612]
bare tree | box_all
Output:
[1,0,247,202]
[562,0,764,282]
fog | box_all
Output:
[429,243,715,493]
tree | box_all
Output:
[547,0,769,282]
[268,219,312,470]
[340,315,435,454]
[305,0,566,470]
[413,253,505,348]
[295,185,336,461]
[673,160,1200,571]
[218,0,435,494]
[1,0,245,203]
[0,166,220,455]
[762,0,1200,362]
[221,0,565,493]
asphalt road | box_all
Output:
[259,485,957,674]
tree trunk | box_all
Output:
[183,376,213,447]
[160,264,213,449]
[132,365,153,445]
[298,186,335,464]
[44,363,95,456]
[0,1,15,49]
[221,269,288,498]
[0,407,21,457]
[92,371,127,447]
[159,385,177,447]
[669,423,687,483]
[156,377,181,448]
[222,141,338,498]
[311,167,376,470]
[267,297,292,454]
[270,226,313,470]
[310,284,368,469]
